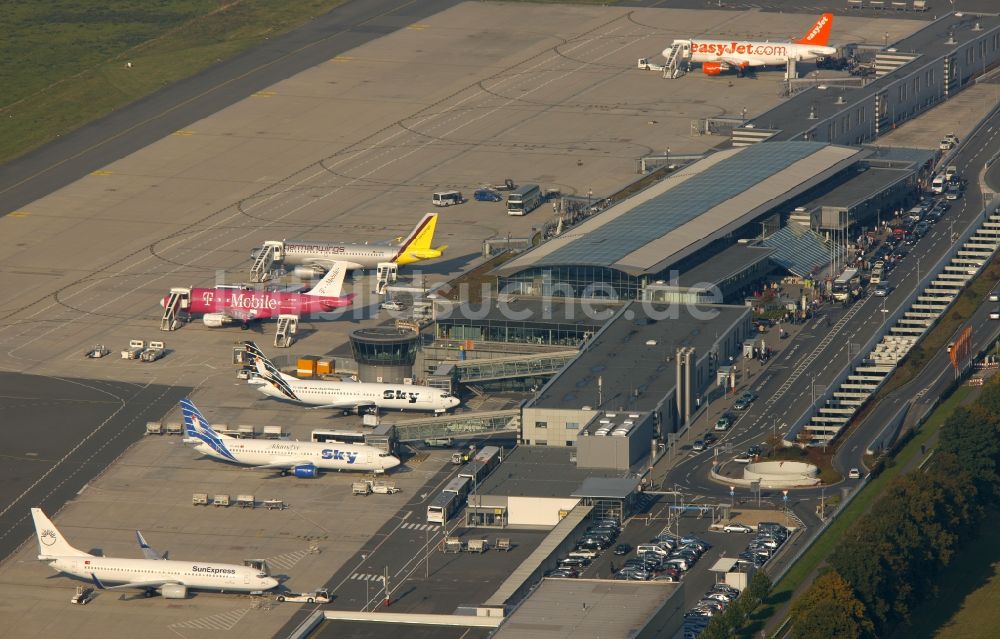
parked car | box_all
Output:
[723,522,753,533]
[733,452,753,464]
[473,188,503,202]
[848,468,862,479]
[733,391,757,410]
[991,308,1000,320]
[614,543,631,556]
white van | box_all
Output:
[432,190,463,206]
[636,544,669,558]
[931,174,946,194]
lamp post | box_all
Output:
[588,188,593,213]
[729,485,735,509]
[783,490,790,527]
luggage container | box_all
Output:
[192,493,209,506]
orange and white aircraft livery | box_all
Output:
[667,13,837,76]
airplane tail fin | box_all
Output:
[304,261,347,298]
[797,12,833,46]
[398,213,438,253]
[31,508,91,559]
[179,399,239,461]
[242,342,300,401]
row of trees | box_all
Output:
[790,380,1000,638]
[698,571,771,638]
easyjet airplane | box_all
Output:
[666,13,837,76]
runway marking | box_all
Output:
[253,91,277,98]
[265,548,312,570]
[401,522,436,531]
[407,24,429,30]
[169,608,249,631]
[351,573,385,581]
[90,169,113,176]
[330,55,353,63]
[173,130,194,136]
[8,210,30,217]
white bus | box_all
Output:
[506,184,543,216]
[832,268,860,302]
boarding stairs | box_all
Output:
[160,288,190,331]
[663,41,687,79]
[274,314,299,348]
[375,262,399,295]
[250,241,284,283]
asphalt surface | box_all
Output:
[0,0,461,218]
[0,373,190,562]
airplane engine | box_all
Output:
[292,464,319,479]
[161,584,188,599]
[701,62,729,75]
[202,313,233,328]
[293,265,326,280]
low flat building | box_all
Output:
[491,579,684,639]
[522,301,752,447]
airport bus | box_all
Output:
[457,446,502,484]
[831,268,860,303]
[506,184,543,216]
[426,476,471,524]
[310,429,366,445]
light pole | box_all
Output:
[729,485,735,509]
[588,188,593,213]
[783,490,790,527]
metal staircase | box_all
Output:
[160,288,190,331]
[250,241,284,283]
[663,41,687,79]
[274,314,298,348]
[375,262,398,295]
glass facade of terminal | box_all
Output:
[436,317,603,346]
[350,336,418,365]
[498,266,643,299]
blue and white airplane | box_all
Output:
[31,507,278,598]
[180,398,400,477]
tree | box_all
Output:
[939,406,1000,501]
[792,571,874,639]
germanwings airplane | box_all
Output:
[243,341,461,414]
[161,261,353,327]
[667,12,837,76]
[180,398,401,476]
[253,212,448,279]
[31,508,278,598]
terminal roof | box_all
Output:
[571,477,638,500]
[495,142,863,277]
[478,446,625,498]
[530,301,749,411]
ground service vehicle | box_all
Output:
[427,475,472,523]
[506,184,543,216]
[433,190,464,206]
[276,589,331,603]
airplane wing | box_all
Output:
[91,574,181,591]
[305,400,376,411]
[721,57,766,68]
[136,530,166,560]
[253,459,312,470]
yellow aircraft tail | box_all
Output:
[394,214,445,264]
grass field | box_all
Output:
[743,385,974,637]
[890,510,1000,639]
[0,1,346,164]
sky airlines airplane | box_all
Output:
[253,212,448,278]
[667,12,837,76]
[161,261,353,327]
[243,341,461,413]
[31,507,278,598]
[180,398,400,476]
